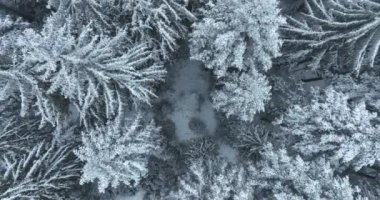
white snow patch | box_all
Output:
[169,93,200,141]
[218,143,239,164]
[197,99,217,135]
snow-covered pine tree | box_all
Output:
[212,71,271,121]
[278,86,380,172]
[182,136,219,163]
[141,156,181,199]
[189,0,284,78]
[281,0,380,74]
[167,158,255,200]
[74,113,161,193]
[0,17,165,128]
[255,144,366,200]
[0,141,79,200]
[226,121,272,159]
[0,15,28,56]
[48,0,196,59]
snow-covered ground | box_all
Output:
[163,59,217,141]
[163,59,239,162]
[218,142,239,163]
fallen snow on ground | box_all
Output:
[160,58,239,163]
[164,59,217,141]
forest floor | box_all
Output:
[163,59,217,141]
[162,58,239,162]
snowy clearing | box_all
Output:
[163,59,217,142]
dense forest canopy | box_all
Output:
[0,0,380,199]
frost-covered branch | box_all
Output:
[281,0,380,74]
[0,115,51,154]
[0,15,28,58]
[0,141,79,200]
